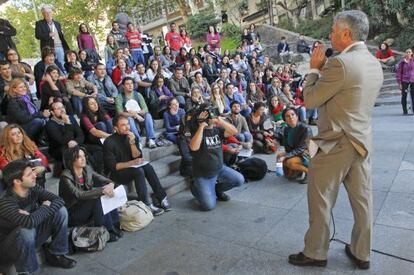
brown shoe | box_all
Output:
[288,252,327,267]
[345,244,370,270]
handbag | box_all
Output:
[118,200,153,232]
[70,226,110,252]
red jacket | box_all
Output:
[0,146,49,170]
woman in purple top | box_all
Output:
[77,23,96,51]
[207,25,221,52]
[163,97,185,143]
[396,48,414,115]
[151,74,173,116]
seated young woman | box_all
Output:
[0,124,49,187]
[6,79,50,142]
[246,102,276,154]
[268,95,286,128]
[80,96,113,145]
[40,65,74,114]
[59,146,123,242]
[151,74,174,117]
[275,107,312,184]
[163,97,185,143]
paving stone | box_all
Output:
[376,192,414,230]
[389,170,414,193]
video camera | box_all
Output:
[195,103,220,123]
[180,103,221,138]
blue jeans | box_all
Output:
[140,112,156,140]
[130,48,145,66]
[3,207,69,274]
[54,47,65,68]
[307,108,318,120]
[235,132,252,143]
[71,96,83,115]
[191,166,244,211]
[127,117,141,139]
[22,118,45,140]
[165,132,178,143]
[240,107,252,118]
[297,106,306,121]
[96,120,113,134]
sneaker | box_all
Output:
[296,172,308,184]
[160,197,172,211]
[216,192,231,201]
[241,142,252,149]
[149,204,164,216]
[147,139,156,149]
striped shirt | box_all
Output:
[0,185,65,242]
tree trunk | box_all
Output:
[310,0,318,19]
[187,0,199,15]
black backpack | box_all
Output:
[237,157,268,181]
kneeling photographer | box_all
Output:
[188,104,245,211]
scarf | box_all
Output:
[20,95,38,115]
[272,103,285,115]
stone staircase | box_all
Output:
[44,119,190,199]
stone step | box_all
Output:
[380,83,399,92]
[141,143,179,163]
[383,78,397,85]
[160,171,190,197]
[153,119,164,130]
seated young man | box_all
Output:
[103,114,171,216]
[115,77,158,148]
[0,160,76,274]
[189,104,245,211]
[225,101,253,149]
[275,107,313,184]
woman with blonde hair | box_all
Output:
[0,124,49,187]
[210,83,228,114]
[6,78,50,141]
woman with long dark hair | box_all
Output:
[40,65,73,114]
[246,102,276,154]
[59,146,122,242]
[396,48,414,115]
[80,96,113,145]
[207,25,221,52]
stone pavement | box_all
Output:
[40,102,414,275]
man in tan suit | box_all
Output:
[288,10,383,269]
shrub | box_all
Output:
[220,23,241,41]
[186,12,221,40]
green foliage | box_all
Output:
[221,37,240,51]
[186,11,221,40]
[0,0,123,58]
[220,23,240,41]
[295,17,333,41]
[277,17,332,41]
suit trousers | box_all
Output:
[303,135,372,261]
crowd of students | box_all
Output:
[0,4,326,274]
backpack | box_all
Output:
[237,157,268,181]
[70,226,110,252]
[118,200,153,232]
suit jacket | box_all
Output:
[304,42,383,157]
[35,19,69,51]
[0,19,16,55]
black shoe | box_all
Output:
[160,197,172,212]
[44,249,77,269]
[112,227,124,238]
[216,192,230,201]
[288,252,327,267]
[345,244,370,270]
[108,231,120,242]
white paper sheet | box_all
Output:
[238,148,253,158]
[100,185,127,215]
[130,161,149,168]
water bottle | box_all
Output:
[275,161,284,177]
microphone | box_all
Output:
[325,48,333,58]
